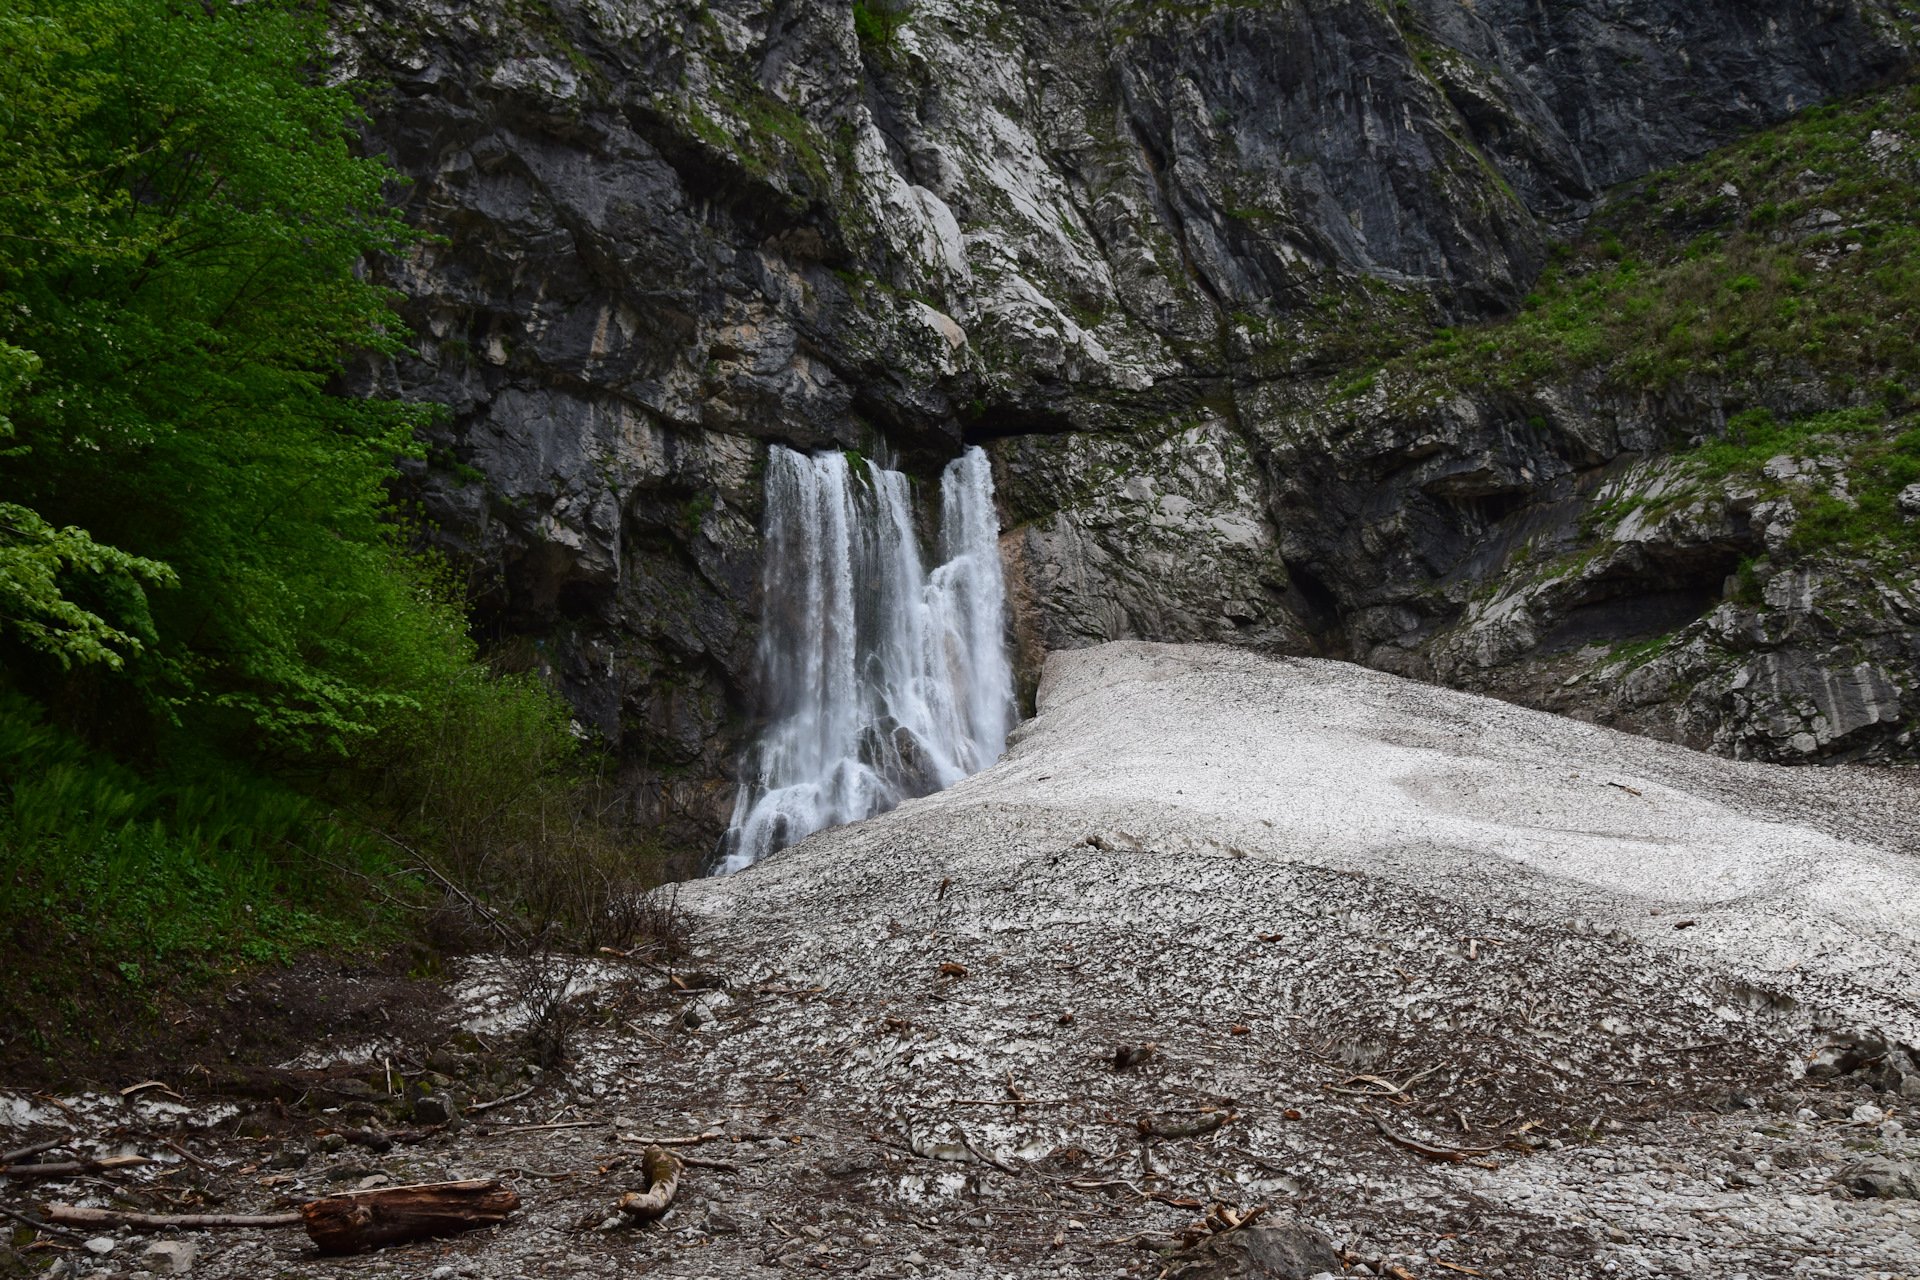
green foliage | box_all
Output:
[0,501,175,670]
[370,662,663,949]
[1689,407,1883,477]
[1660,405,1919,561]
[1335,81,1920,581]
[680,81,837,204]
[0,0,666,1045]
[0,692,386,974]
[853,0,912,49]
[0,0,437,757]
[1372,83,1920,398]
[1607,631,1677,672]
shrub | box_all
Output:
[853,0,912,49]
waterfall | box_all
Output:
[717,445,1016,872]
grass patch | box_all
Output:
[1678,406,1920,561]
[1607,631,1678,672]
[0,655,673,1082]
[0,692,396,1068]
[1334,82,1920,408]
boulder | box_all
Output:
[1839,1158,1920,1200]
[140,1240,197,1275]
[1162,1225,1343,1279]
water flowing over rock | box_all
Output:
[719,445,1013,871]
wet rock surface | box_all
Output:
[9,644,1918,1277]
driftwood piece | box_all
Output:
[47,1205,304,1231]
[484,1120,604,1134]
[1,1203,84,1240]
[0,1139,63,1164]
[1366,1112,1501,1164]
[300,1179,519,1255]
[466,1084,537,1115]
[618,1130,723,1147]
[0,1155,153,1178]
[616,1146,683,1221]
[119,1080,182,1100]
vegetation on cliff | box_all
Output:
[1385,82,1920,569]
[1338,80,1920,700]
[1412,85,1920,398]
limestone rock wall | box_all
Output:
[337,0,1920,844]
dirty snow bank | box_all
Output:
[665,643,1920,1277]
[957,642,1920,1034]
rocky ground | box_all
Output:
[5,643,1920,1279]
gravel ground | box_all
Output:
[5,643,1918,1279]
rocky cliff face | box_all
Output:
[336,0,1920,847]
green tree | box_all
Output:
[0,0,443,755]
[0,3,664,1053]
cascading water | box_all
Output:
[717,445,1016,873]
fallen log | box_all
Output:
[301,1179,520,1255]
[47,1205,304,1231]
[0,1155,153,1178]
[1,1203,85,1240]
[45,1182,520,1251]
[616,1146,682,1221]
[0,1139,64,1164]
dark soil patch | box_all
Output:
[0,918,457,1093]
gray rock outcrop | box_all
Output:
[335,0,1920,844]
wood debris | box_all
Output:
[616,1145,684,1221]
[0,1154,154,1178]
[465,1084,537,1115]
[47,1205,304,1231]
[1326,1066,1441,1098]
[118,1080,182,1100]
[1366,1111,1502,1165]
[0,1140,63,1164]
[616,1130,734,1148]
[302,1178,520,1254]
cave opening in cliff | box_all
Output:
[715,445,1016,872]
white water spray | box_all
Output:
[718,445,1016,872]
